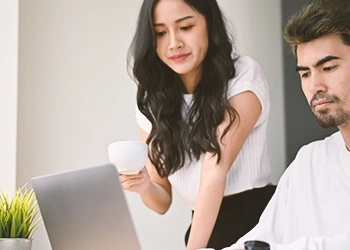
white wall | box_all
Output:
[0,0,18,194]
[16,1,285,250]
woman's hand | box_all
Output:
[120,163,172,214]
[119,167,151,195]
[120,127,172,214]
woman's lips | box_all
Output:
[170,53,191,62]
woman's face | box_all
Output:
[153,0,209,92]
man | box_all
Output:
[217,0,350,249]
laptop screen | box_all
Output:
[32,164,141,250]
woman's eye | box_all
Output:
[181,25,193,31]
[155,31,166,37]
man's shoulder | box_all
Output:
[285,131,341,173]
[298,131,341,154]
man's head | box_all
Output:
[283,0,350,129]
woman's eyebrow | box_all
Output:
[153,16,194,27]
[175,15,194,23]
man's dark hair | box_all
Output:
[283,0,350,55]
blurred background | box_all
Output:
[0,0,336,249]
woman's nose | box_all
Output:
[168,32,183,50]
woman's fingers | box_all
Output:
[120,174,145,191]
[119,167,150,193]
[121,176,144,186]
[119,173,142,182]
[122,180,144,190]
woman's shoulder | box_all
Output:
[227,55,269,114]
[234,55,261,73]
[229,55,266,85]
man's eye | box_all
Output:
[301,72,310,78]
[323,65,337,71]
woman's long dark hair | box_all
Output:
[128,0,238,177]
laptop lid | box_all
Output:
[32,164,141,250]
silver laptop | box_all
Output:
[32,164,141,250]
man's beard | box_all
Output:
[313,108,350,128]
[310,92,350,128]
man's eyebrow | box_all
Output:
[295,55,342,72]
[315,55,341,67]
[295,66,309,72]
[153,16,194,27]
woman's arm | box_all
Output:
[186,91,263,250]
[119,128,172,214]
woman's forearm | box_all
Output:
[186,161,227,250]
[140,181,172,214]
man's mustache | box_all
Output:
[309,92,340,108]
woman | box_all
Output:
[121,0,276,249]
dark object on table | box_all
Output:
[244,240,270,250]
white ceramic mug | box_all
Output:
[108,140,148,175]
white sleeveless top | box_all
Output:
[135,56,272,210]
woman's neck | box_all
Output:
[179,70,202,94]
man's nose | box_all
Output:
[308,73,327,94]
